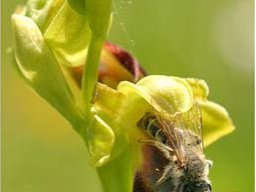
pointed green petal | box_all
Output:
[11,13,83,127]
[198,100,235,146]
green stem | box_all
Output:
[81,33,104,128]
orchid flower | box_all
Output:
[11,0,234,191]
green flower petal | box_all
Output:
[11,13,83,127]
[198,100,235,146]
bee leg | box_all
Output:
[156,164,172,184]
[138,139,173,152]
[137,139,159,149]
[138,139,174,160]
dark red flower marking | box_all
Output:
[70,42,147,89]
[103,42,147,82]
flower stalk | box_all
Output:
[81,34,105,129]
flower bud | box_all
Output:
[11,13,84,126]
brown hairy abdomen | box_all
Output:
[133,145,169,192]
[133,172,153,192]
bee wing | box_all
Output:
[156,114,186,166]
[177,102,204,152]
[155,102,203,165]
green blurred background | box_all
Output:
[2,0,254,191]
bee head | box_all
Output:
[182,180,212,192]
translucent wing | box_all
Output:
[155,113,186,166]
[178,102,203,152]
[154,102,203,166]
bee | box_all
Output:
[133,104,212,192]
